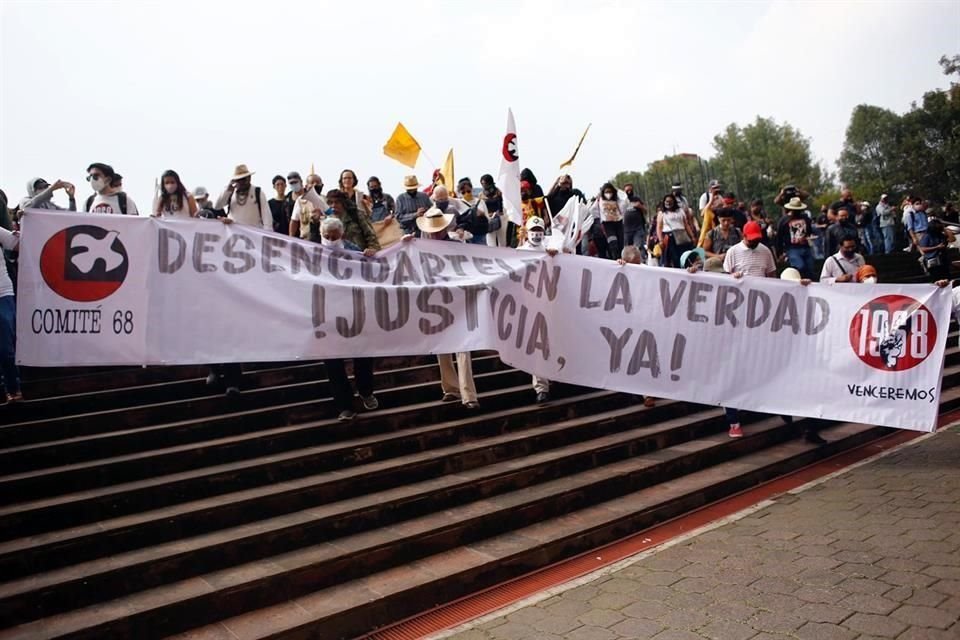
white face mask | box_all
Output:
[528,231,544,245]
[321,237,344,249]
[863,276,877,284]
[289,181,302,192]
[164,184,178,195]
[90,177,107,193]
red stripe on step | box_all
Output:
[363,412,959,640]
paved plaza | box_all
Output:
[446,427,960,640]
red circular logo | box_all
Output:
[502,133,518,162]
[849,295,937,371]
[40,225,129,302]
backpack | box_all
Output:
[85,192,128,215]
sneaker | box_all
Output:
[6,392,23,404]
[361,395,379,410]
[535,391,549,404]
[805,431,828,445]
[206,372,220,386]
[338,409,357,422]
[728,424,743,438]
[643,396,656,408]
[224,386,241,397]
[441,393,460,403]
[464,401,480,410]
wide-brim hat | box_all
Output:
[232,164,254,180]
[404,175,420,190]
[784,197,806,210]
[416,207,454,233]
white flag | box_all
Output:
[546,196,593,253]
[498,108,522,225]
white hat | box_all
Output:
[525,216,546,231]
[780,267,802,282]
[193,186,209,199]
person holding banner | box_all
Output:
[324,190,379,257]
[153,170,198,218]
[310,212,379,421]
[518,216,559,403]
[0,222,21,403]
[404,209,480,409]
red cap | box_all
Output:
[743,221,763,241]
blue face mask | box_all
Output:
[324,207,335,216]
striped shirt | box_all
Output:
[723,241,776,277]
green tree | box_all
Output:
[837,55,960,205]
[838,105,902,200]
[709,117,833,219]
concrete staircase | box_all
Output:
[1,266,956,639]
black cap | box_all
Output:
[287,171,302,181]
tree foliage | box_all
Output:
[611,56,960,216]
[838,55,960,205]
[612,117,831,219]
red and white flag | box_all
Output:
[498,108,522,225]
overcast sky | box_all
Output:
[2,0,958,210]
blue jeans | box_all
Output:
[786,246,815,279]
[881,225,896,254]
[0,295,19,395]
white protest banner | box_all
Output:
[16,211,951,432]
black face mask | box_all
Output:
[406,189,418,197]
[314,185,324,195]
[369,187,383,198]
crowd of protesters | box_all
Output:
[1,163,956,443]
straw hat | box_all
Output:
[784,197,806,211]
[416,207,454,234]
[231,164,254,180]
[403,175,420,190]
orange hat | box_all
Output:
[856,265,878,283]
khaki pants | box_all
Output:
[438,352,477,403]
[532,375,550,394]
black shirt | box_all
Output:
[268,197,291,234]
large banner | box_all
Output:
[16,211,952,432]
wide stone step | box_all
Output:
[0,354,507,448]
[0,391,685,571]
[0,419,887,640]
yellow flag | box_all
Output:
[440,148,455,191]
[383,123,422,168]
[559,123,592,170]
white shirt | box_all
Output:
[820,252,865,284]
[0,228,20,298]
[723,241,776,277]
[87,192,140,215]
[156,196,193,218]
[660,209,687,233]
[291,190,329,238]
[216,186,271,229]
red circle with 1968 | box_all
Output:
[848,294,937,372]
